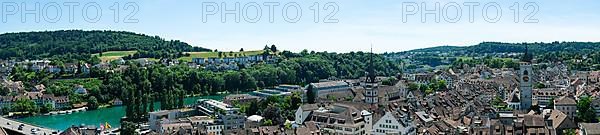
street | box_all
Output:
[0,117,58,135]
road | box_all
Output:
[0,117,58,135]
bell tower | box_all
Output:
[519,45,533,110]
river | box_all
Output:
[18,94,226,131]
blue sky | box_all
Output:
[1,0,599,53]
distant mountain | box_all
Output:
[404,42,600,54]
[0,30,211,60]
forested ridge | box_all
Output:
[0,30,210,61]
[392,41,600,70]
[405,42,600,54]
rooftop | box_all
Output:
[580,123,600,135]
[310,81,349,88]
[554,96,576,105]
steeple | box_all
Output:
[366,44,376,83]
[521,44,533,63]
[364,44,379,105]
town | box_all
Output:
[124,46,600,135]
[6,46,599,135]
[1,31,600,135]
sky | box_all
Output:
[1,0,600,53]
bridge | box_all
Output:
[0,117,58,135]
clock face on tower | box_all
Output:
[523,76,529,82]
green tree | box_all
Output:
[306,84,316,104]
[419,84,429,93]
[534,82,546,89]
[0,107,10,115]
[40,103,54,113]
[408,83,419,91]
[246,101,259,116]
[381,77,396,85]
[12,98,39,113]
[87,96,99,110]
[121,121,139,135]
[263,104,283,125]
[223,71,242,92]
[0,84,9,96]
[577,96,597,122]
[262,119,273,126]
[0,30,210,61]
[240,72,257,91]
[428,81,439,92]
[563,129,576,135]
[546,98,555,109]
[435,80,447,91]
[492,96,504,107]
[270,45,277,52]
[425,87,434,95]
[289,92,303,110]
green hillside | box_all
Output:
[92,51,138,62]
[0,30,210,61]
[405,42,600,54]
[178,50,265,62]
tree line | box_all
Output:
[105,49,400,123]
[0,30,210,61]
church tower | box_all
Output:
[519,45,533,110]
[365,45,379,104]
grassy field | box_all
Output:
[92,51,137,62]
[454,56,515,61]
[178,50,265,62]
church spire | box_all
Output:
[366,44,376,83]
[521,44,533,63]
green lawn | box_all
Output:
[138,58,159,62]
[178,50,265,62]
[454,56,515,61]
[92,51,137,62]
[92,50,269,62]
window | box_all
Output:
[345,128,352,132]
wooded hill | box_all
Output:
[405,42,600,54]
[0,30,211,61]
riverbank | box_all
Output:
[43,107,88,116]
[18,94,230,131]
